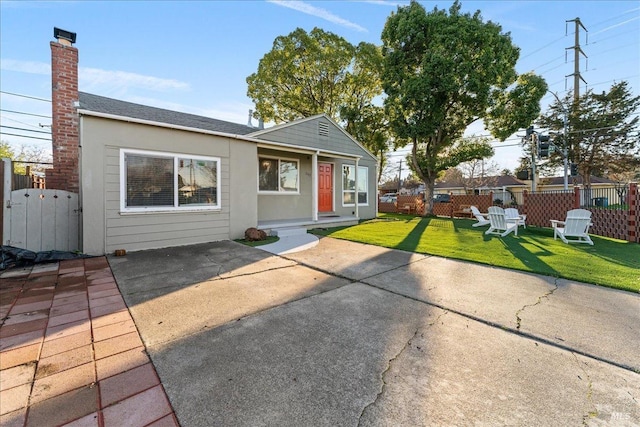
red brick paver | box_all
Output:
[0,258,179,427]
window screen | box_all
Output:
[126,154,174,207]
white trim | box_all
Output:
[317,160,336,216]
[120,148,221,213]
[312,152,318,221]
[257,155,300,194]
[257,141,361,161]
[79,109,254,141]
[342,164,369,208]
[80,109,364,162]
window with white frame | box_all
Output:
[121,149,220,212]
[258,157,299,193]
[342,165,368,206]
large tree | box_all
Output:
[381,1,547,215]
[247,28,391,180]
[537,82,640,186]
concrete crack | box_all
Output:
[515,280,559,330]
[357,311,448,426]
[357,327,421,426]
[572,353,598,425]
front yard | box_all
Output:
[311,213,640,293]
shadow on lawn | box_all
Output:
[396,216,431,253]
[528,226,640,271]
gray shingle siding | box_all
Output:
[78,92,257,136]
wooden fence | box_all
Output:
[378,182,639,243]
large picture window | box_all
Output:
[342,165,368,206]
[121,149,220,212]
[258,157,299,193]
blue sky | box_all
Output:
[1,0,639,176]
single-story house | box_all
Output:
[47,29,378,256]
[535,175,616,191]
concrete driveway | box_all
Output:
[108,237,640,426]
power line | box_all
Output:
[0,91,51,102]
[0,125,51,135]
[520,35,568,60]
[589,7,640,30]
[1,116,47,129]
[0,109,51,119]
[0,132,52,141]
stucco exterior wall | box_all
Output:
[80,116,258,255]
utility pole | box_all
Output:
[566,18,588,102]
[525,126,537,192]
[397,160,403,193]
[549,91,570,190]
[531,133,537,192]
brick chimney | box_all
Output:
[47,27,79,193]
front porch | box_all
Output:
[257,215,359,234]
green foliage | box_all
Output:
[380,0,546,214]
[312,216,640,293]
[247,28,390,182]
[538,82,640,185]
[487,72,548,140]
[247,27,355,123]
[0,141,17,160]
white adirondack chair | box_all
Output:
[505,208,527,228]
[550,209,594,245]
[485,206,518,237]
[470,206,490,227]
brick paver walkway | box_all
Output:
[0,257,179,427]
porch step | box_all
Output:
[272,227,308,238]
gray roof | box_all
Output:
[78,92,257,136]
[541,175,615,186]
[435,175,526,189]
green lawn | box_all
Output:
[311,213,640,293]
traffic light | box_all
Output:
[570,163,578,176]
[516,169,530,180]
[526,126,534,139]
[538,134,551,158]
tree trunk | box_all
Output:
[422,179,435,216]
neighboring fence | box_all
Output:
[524,184,638,243]
[378,182,639,243]
[3,188,80,252]
[1,159,80,252]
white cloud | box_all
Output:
[268,0,367,33]
[1,59,49,75]
[1,58,190,93]
[361,0,407,6]
[80,67,190,92]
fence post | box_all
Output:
[573,186,581,209]
[628,182,638,243]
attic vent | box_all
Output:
[318,122,329,138]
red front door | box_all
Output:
[318,163,333,212]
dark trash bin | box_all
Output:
[591,197,608,207]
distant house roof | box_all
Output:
[435,175,526,190]
[540,175,616,186]
[78,92,257,136]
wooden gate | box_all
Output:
[4,189,80,252]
